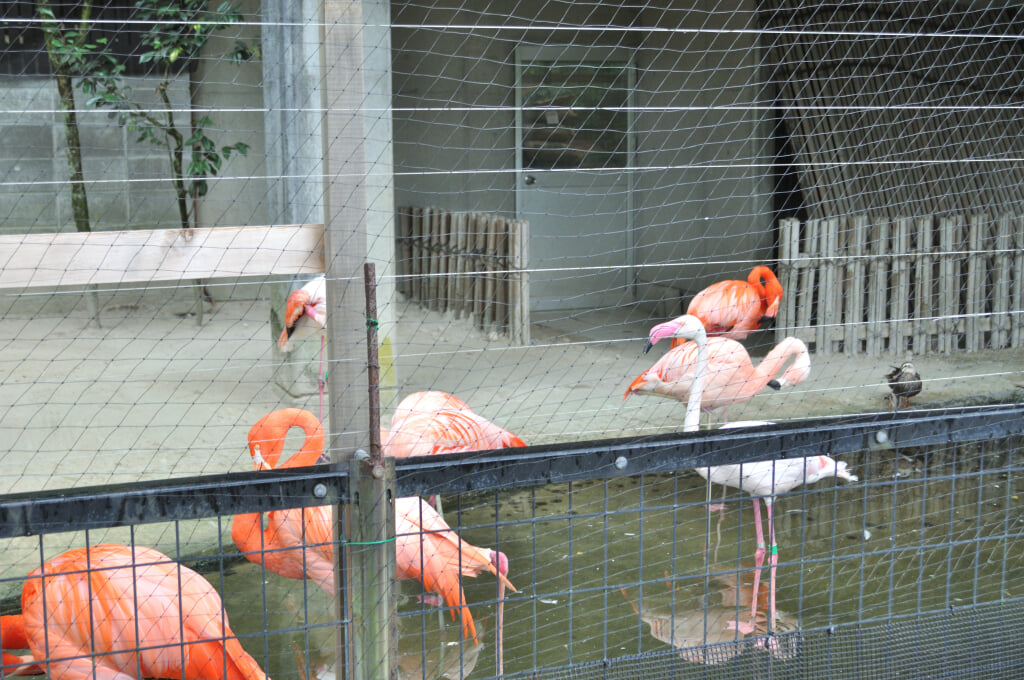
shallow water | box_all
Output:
[215,445,1024,679]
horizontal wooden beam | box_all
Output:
[0,224,324,290]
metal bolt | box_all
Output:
[372,464,385,479]
[313,483,328,499]
[875,430,889,444]
[614,456,628,470]
[354,449,370,461]
[827,625,836,635]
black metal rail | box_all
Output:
[1,403,1021,540]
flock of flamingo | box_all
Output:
[1,266,870,679]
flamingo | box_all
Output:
[232,408,514,660]
[638,315,856,635]
[1,544,269,680]
[396,496,516,674]
[231,408,335,594]
[624,318,811,424]
[1,615,42,676]
[384,391,527,458]
[678,266,783,343]
[277,275,328,419]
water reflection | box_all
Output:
[620,568,799,665]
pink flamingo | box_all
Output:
[624,316,810,424]
[636,315,856,636]
[384,391,527,458]
[277,275,328,420]
[1,544,269,680]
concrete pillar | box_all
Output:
[320,0,396,458]
[262,0,327,404]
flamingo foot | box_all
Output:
[418,594,444,607]
[726,618,757,636]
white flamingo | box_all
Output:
[641,315,857,635]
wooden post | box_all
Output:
[818,217,839,354]
[453,212,468,318]
[866,216,889,356]
[796,219,818,350]
[938,216,960,353]
[892,218,911,354]
[509,219,530,345]
[993,214,1012,348]
[964,214,985,351]
[1012,216,1024,347]
[397,208,412,297]
[322,2,395,677]
[844,215,864,355]
[913,217,934,354]
[777,217,800,343]
[342,457,397,680]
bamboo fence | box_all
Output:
[396,207,530,345]
[777,213,1024,356]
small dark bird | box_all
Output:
[886,361,922,409]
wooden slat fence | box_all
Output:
[396,207,530,345]
[777,213,1024,356]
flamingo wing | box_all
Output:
[21,545,268,680]
[684,280,764,342]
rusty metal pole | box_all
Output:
[340,263,396,680]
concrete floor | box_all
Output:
[1,293,1023,587]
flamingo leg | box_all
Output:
[496,578,506,677]
[766,500,778,632]
[749,497,766,623]
[728,497,763,636]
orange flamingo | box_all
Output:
[232,409,514,656]
[677,266,783,344]
[396,496,515,654]
[624,316,810,424]
[1,544,268,680]
[1,615,42,676]
[231,408,335,594]
[384,391,527,458]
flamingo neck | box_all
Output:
[683,330,708,433]
[754,338,804,387]
[249,409,325,469]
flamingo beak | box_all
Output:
[643,339,655,354]
[252,443,270,471]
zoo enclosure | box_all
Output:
[1,405,1023,680]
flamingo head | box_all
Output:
[809,455,859,485]
[492,550,509,577]
[644,314,707,354]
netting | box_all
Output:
[2,1,1024,679]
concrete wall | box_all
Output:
[390,0,775,306]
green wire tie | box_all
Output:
[770,544,779,556]
[366,317,379,329]
[344,537,396,546]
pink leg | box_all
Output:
[766,500,778,631]
[496,578,506,677]
[728,497,763,635]
[749,497,766,622]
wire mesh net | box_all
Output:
[2,1,1024,679]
